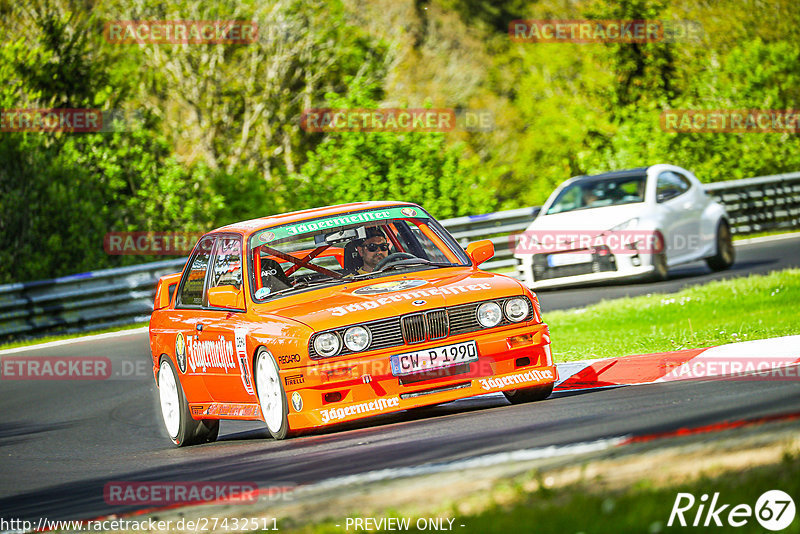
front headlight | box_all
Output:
[504,298,529,322]
[313,332,341,357]
[343,326,371,352]
[477,301,502,328]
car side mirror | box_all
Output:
[207,285,245,310]
[154,273,182,310]
[465,240,494,267]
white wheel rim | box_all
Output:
[256,352,283,433]
[158,361,181,438]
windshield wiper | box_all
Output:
[260,277,337,299]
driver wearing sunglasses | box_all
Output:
[355,228,391,274]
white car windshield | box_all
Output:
[248,207,470,301]
[545,175,647,215]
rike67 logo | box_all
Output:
[668,490,796,531]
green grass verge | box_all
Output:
[280,449,800,534]
[437,451,800,534]
[545,268,800,362]
[0,321,149,350]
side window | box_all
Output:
[656,171,690,203]
[209,237,243,290]
[177,237,215,307]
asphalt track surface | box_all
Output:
[1,235,798,522]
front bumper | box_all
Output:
[283,322,555,430]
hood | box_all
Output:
[253,268,525,331]
[529,204,645,232]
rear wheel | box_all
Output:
[706,220,735,271]
[158,358,218,446]
[255,349,291,440]
[503,382,554,404]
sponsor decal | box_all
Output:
[479,369,554,391]
[234,328,255,394]
[278,353,301,365]
[353,279,428,295]
[203,403,260,417]
[285,374,304,386]
[291,391,303,412]
[175,333,187,373]
[191,406,203,415]
[254,287,271,299]
[400,207,418,217]
[330,283,493,317]
[319,397,400,424]
[251,207,430,245]
[186,335,237,373]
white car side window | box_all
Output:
[656,171,690,203]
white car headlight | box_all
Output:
[504,298,529,322]
[314,332,341,357]
[477,302,502,328]
[343,326,371,352]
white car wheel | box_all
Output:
[157,357,218,446]
[159,360,181,439]
[255,349,290,439]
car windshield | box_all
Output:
[248,206,470,301]
[545,174,647,215]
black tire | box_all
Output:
[157,357,218,446]
[706,220,735,271]
[503,382,554,405]
[254,349,291,440]
[651,251,668,281]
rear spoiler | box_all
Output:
[154,273,182,310]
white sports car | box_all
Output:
[514,164,734,288]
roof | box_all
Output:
[570,167,649,183]
[209,201,418,235]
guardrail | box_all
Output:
[1,171,798,341]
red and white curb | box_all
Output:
[554,335,800,391]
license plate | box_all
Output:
[547,252,592,267]
[390,340,478,376]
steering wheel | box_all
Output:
[375,252,418,271]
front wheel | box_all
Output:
[706,220,735,271]
[255,349,291,440]
[503,382,554,404]
[158,358,218,446]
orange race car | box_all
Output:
[149,202,557,446]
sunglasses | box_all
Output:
[363,243,390,252]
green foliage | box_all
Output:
[1,0,799,283]
[289,84,496,218]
